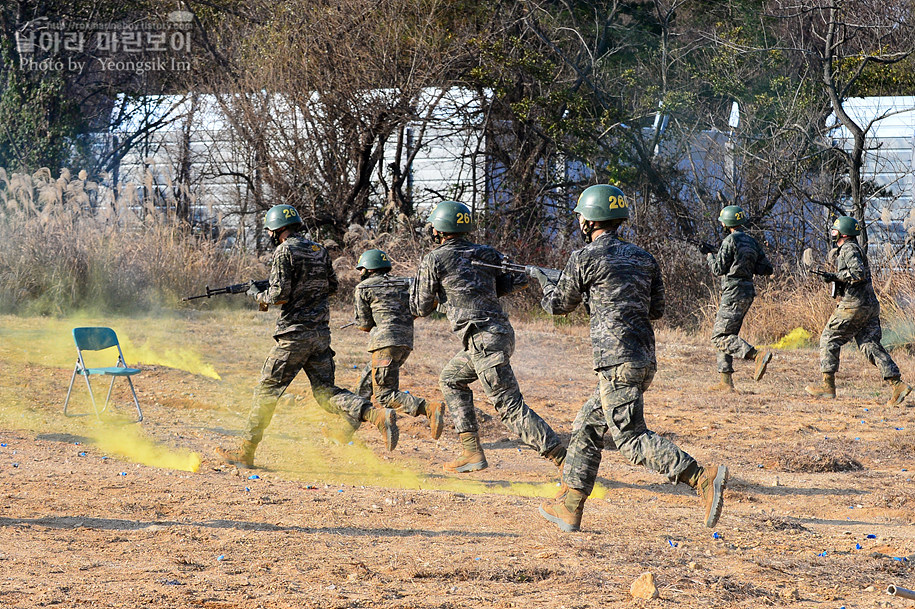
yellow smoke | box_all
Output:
[769,327,812,350]
[90,423,201,472]
[118,335,222,380]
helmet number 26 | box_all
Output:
[608,196,628,210]
[456,212,471,224]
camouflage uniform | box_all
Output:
[353,275,426,416]
[541,233,696,494]
[243,233,371,444]
[818,240,899,378]
[707,230,774,373]
[410,238,563,456]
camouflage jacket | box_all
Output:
[410,238,528,345]
[541,232,664,370]
[255,233,337,336]
[707,229,773,297]
[353,274,414,351]
[833,240,879,308]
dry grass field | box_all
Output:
[0,308,913,608]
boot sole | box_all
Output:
[888,385,913,407]
[705,466,728,528]
[754,351,773,382]
[429,403,445,440]
[443,460,488,473]
[384,409,399,451]
[539,505,579,532]
[804,387,836,399]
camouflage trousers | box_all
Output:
[563,363,696,495]
[819,304,900,378]
[355,345,427,416]
[711,293,757,373]
[439,326,562,456]
[242,330,371,445]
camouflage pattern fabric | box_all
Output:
[706,230,773,372]
[255,233,338,335]
[353,275,414,351]
[242,330,370,444]
[354,345,427,416]
[832,240,879,309]
[411,238,528,346]
[818,241,898,378]
[563,364,695,495]
[706,229,773,298]
[411,238,562,456]
[711,294,756,373]
[540,232,696,493]
[541,233,664,369]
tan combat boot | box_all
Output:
[805,373,836,399]
[708,372,736,392]
[886,378,913,407]
[753,349,773,382]
[215,440,257,468]
[693,465,728,528]
[424,401,446,440]
[364,407,399,451]
[443,432,487,473]
[544,444,567,469]
[539,488,587,532]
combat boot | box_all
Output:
[443,432,487,473]
[215,440,257,468]
[708,372,736,392]
[693,465,728,528]
[539,488,586,532]
[753,349,773,381]
[886,377,913,407]
[544,444,567,469]
[364,407,399,451]
[805,373,836,399]
[424,401,446,440]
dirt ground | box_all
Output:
[0,308,913,608]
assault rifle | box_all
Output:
[470,260,562,283]
[809,269,846,299]
[182,279,269,301]
[682,237,717,255]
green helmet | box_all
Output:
[718,205,748,227]
[832,215,861,236]
[356,249,392,271]
[429,200,473,233]
[264,204,303,231]
[574,185,629,221]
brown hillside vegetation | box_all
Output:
[0,310,913,608]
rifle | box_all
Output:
[681,237,717,255]
[809,269,846,299]
[182,279,269,301]
[470,260,562,283]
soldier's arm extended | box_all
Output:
[706,237,733,277]
[410,256,441,317]
[541,252,584,315]
[353,286,375,332]
[835,244,867,284]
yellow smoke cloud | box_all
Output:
[90,423,201,473]
[118,335,222,380]
[769,327,812,350]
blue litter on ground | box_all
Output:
[893,557,907,562]
[404,391,410,394]
[668,540,677,547]
[818,551,827,557]
[895,427,904,431]
[217,555,225,561]
[11,463,18,467]
[854,437,860,441]
[0,444,6,447]
[864,408,869,411]
[713,532,720,539]
[866,534,877,539]
[78,452,87,457]
[347,441,354,445]
[248,475,259,480]
[338,489,344,493]
[855,544,862,550]
[74,442,80,445]
[244,487,250,492]
[119,472,127,476]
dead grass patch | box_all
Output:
[764,439,863,473]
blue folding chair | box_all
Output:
[64,327,143,422]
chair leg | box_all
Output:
[81,372,102,420]
[102,376,116,415]
[126,377,143,422]
[64,367,80,417]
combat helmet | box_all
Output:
[356,249,393,271]
[718,205,748,227]
[574,185,629,221]
[429,200,473,233]
[264,204,303,231]
[832,215,861,236]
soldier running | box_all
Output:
[532,185,728,532]
[410,200,567,473]
[706,204,775,392]
[352,248,445,438]
[805,216,912,406]
[216,205,398,468]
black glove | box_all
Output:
[821,272,839,284]
[699,243,716,255]
[247,283,262,298]
[528,267,552,289]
